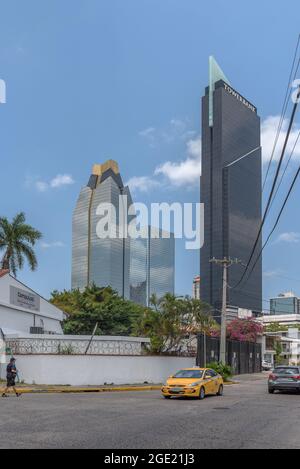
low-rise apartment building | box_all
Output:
[259,314,300,366]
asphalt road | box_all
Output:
[1,374,300,449]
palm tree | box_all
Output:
[0,212,42,276]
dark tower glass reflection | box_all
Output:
[200,57,262,314]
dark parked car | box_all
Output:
[268,366,300,394]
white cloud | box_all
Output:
[139,118,195,146]
[136,118,201,189]
[186,136,202,159]
[139,127,156,138]
[170,118,186,129]
[50,174,74,188]
[155,159,200,186]
[40,241,65,249]
[154,136,201,187]
[35,181,48,192]
[134,114,300,192]
[130,135,202,192]
[35,174,75,192]
[163,118,190,143]
[263,269,283,278]
[275,232,300,243]
[126,176,159,193]
[261,115,300,164]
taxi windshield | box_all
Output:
[173,370,203,379]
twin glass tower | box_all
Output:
[72,160,175,305]
[200,57,262,314]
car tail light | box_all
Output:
[269,374,277,380]
[293,375,300,380]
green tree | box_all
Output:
[265,323,288,333]
[274,341,285,366]
[51,285,147,336]
[0,212,42,276]
[133,294,217,354]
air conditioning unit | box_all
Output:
[30,327,44,335]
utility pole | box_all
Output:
[209,257,242,364]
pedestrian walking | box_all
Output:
[2,358,21,397]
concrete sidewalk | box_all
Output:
[232,372,269,383]
[0,382,162,394]
[0,378,240,394]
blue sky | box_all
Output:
[0,0,300,310]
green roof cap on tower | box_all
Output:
[209,56,231,127]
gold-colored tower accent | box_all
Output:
[92,159,119,176]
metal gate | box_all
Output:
[197,333,262,374]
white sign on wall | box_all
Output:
[238,308,253,319]
[10,286,40,312]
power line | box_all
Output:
[265,53,300,209]
[262,34,300,192]
[242,130,300,285]
[222,286,300,315]
[231,36,300,289]
[269,128,300,212]
[233,287,298,307]
[224,281,298,307]
[229,132,300,297]
[231,84,300,290]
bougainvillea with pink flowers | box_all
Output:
[226,318,263,343]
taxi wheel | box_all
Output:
[217,385,223,396]
[199,387,205,400]
[164,395,171,399]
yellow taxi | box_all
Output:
[161,367,224,400]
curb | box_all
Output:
[4,382,238,394]
[15,385,163,394]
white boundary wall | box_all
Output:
[0,355,195,386]
[4,334,150,355]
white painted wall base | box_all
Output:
[0,355,196,386]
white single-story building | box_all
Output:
[259,314,300,328]
[258,314,300,366]
[0,269,64,335]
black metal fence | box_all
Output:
[197,334,262,375]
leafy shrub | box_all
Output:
[206,362,232,381]
[57,344,76,355]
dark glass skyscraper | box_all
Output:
[200,57,262,314]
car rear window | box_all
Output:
[173,370,203,379]
[274,367,299,375]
